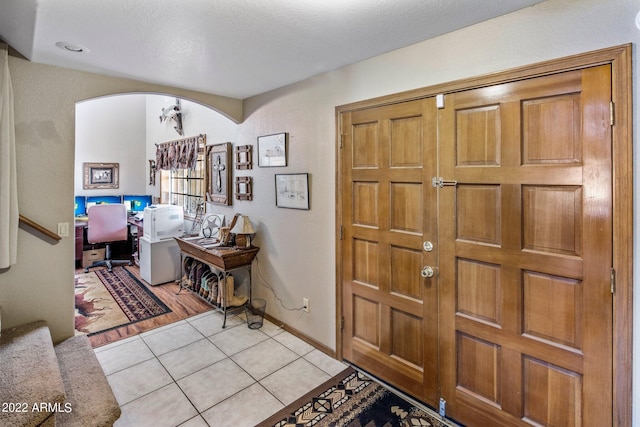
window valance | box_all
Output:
[155,134,205,171]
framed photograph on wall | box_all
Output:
[258,132,287,167]
[83,162,119,189]
[275,173,309,210]
[235,144,253,170]
[206,142,232,205]
[235,176,253,201]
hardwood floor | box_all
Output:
[76,264,213,348]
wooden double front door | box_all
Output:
[339,63,615,426]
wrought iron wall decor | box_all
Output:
[148,160,156,185]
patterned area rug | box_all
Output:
[75,266,171,336]
[258,367,452,427]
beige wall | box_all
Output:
[240,0,639,352]
[0,61,241,342]
[75,95,147,196]
[0,0,637,420]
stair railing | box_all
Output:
[18,215,61,242]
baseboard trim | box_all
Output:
[263,312,336,359]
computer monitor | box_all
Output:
[74,196,87,216]
[122,195,152,213]
[85,195,123,209]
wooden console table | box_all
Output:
[175,236,259,328]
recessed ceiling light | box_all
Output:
[55,41,89,53]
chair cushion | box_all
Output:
[87,204,128,243]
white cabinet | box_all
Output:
[139,236,181,286]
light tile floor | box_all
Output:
[94,310,348,427]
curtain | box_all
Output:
[0,43,18,268]
[155,134,203,171]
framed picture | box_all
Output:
[235,176,253,201]
[258,132,287,167]
[83,162,119,189]
[206,142,232,205]
[235,145,253,170]
[275,173,309,210]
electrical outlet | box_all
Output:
[303,298,310,312]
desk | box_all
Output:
[75,217,141,266]
[127,217,143,264]
[175,237,259,328]
[74,219,88,264]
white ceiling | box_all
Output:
[0,0,545,99]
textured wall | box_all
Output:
[0,0,637,421]
[241,0,638,354]
[0,61,241,342]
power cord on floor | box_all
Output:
[254,255,305,312]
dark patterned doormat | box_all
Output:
[75,266,171,335]
[258,367,456,427]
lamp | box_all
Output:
[230,215,255,248]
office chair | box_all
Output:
[84,203,132,272]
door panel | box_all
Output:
[341,99,439,405]
[439,65,612,426]
[339,64,614,426]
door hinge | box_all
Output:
[436,94,445,109]
[341,316,345,331]
[340,226,344,240]
[610,267,616,294]
[339,134,345,148]
[432,177,457,188]
[610,102,615,126]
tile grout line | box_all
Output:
[116,321,276,422]
[169,332,287,423]
[225,337,303,407]
[112,328,202,424]
[98,315,345,426]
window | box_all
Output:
[160,145,205,216]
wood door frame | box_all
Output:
[335,44,632,425]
